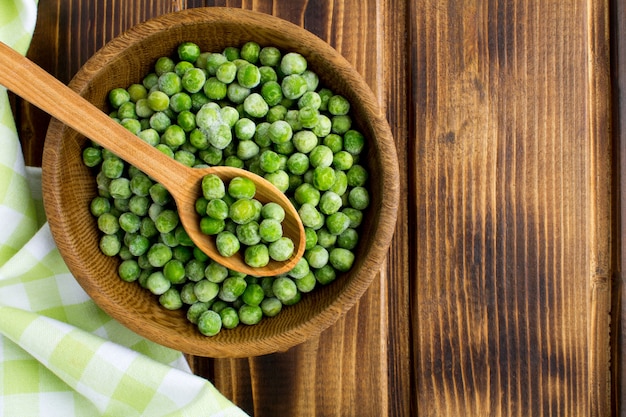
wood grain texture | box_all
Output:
[15,0,621,415]
[411,0,613,416]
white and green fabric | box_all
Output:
[0,1,248,416]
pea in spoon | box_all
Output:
[0,41,305,277]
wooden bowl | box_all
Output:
[42,7,399,358]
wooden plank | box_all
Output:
[411,0,613,415]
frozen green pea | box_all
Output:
[159,288,183,310]
[118,259,140,282]
[259,46,281,66]
[338,228,359,250]
[280,52,307,75]
[204,260,228,283]
[178,41,201,62]
[327,94,350,115]
[202,174,226,199]
[146,271,171,295]
[281,74,308,99]
[330,170,348,195]
[261,202,285,222]
[259,219,282,243]
[272,277,298,304]
[229,198,259,224]
[298,91,321,109]
[309,145,334,168]
[220,106,240,127]
[305,245,329,269]
[185,259,207,282]
[227,82,251,104]
[260,297,282,317]
[206,122,233,149]
[264,170,290,193]
[202,77,227,100]
[323,134,343,153]
[119,212,141,233]
[109,178,131,199]
[216,231,240,257]
[180,283,199,305]
[219,276,247,302]
[298,203,324,230]
[236,221,261,246]
[162,124,186,148]
[261,80,283,106]
[147,243,173,267]
[295,271,316,293]
[155,209,179,233]
[175,60,195,77]
[90,196,110,217]
[312,166,336,191]
[267,104,287,123]
[200,216,225,235]
[333,151,354,171]
[157,72,182,96]
[237,140,260,160]
[101,157,124,179]
[216,61,237,83]
[301,70,319,91]
[349,186,370,210]
[326,211,351,235]
[312,114,332,137]
[245,244,270,268]
[194,279,220,302]
[169,92,192,113]
[330,247,355,272]
[315,264,337,285]
[163,259,186,284]
[286,152,309,175]
[304,227,318,250]
[134,99,154,119]
[129,195,149,216]
[197,310,222,336]
[238,304,263,325]
[284,109,303,131]
[237,63,261,88]
[173,245,193,262]
[317,228,338,248]
[176,110,196,132]
[269,237,294,261]
[120,118,141,135]
[331,115,352,134]
[319,191,343,215]
[347,164,369,187]
[234,118,256,140]
[97,212,119,234]
[206,198,229,220]
[100,234,121,256]
[241,283,264,306]
[189,128,209,150]
[128,234,150,256]
[292,130,318,154]
[228,177,256,199]
[82,146,102,167]
[117,101,137,119]
[149,111,172,132]
[259,65,278,83]
[295,183,321,206]
[187,301,210,324]
[220,307,240,329]
[259,150,281,173]
[243,93,269,118]
[254,122,272,147]
[288,257,310,279]
[268,120,292,144]
[241,41,261,63]
[109,88,130,108]
[298,106,319,129]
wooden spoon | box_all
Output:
[0,41,305,277]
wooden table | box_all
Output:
[14,0,626,415]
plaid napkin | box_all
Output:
[0,1,248,416]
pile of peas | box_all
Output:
[83,41,370,336]
[197,174,295,266]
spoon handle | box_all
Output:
[0,41,185,191]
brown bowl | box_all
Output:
[42,7,399,358]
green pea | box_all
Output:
[243,93,269,118]
[229,198,259,224]
[178,41,201,63]
[216,231,241,257]
[194,279,220,302]
[240,41,261,63]
[261,80,283,106]
[220,307,240,329]
[202,174,226,200]
[146,271,171,295]
[327,94,350,115]
[237,63,261,88]
[118,259,141,282]
[315,264,337,285]
[244,244,270,268]
[280,52,307,75]
[281,74,308,100]
[305,245,329,269]
[236,221,261,246]
[187,301,210,324]
[228,177,256,199]
[259,46,281,66]
[200,216,225,235]
[272,277,298,304]
[269,237,294,261]
[204,260,228,284]
[203,77,227,100]
[348,186,370,210]
[260,297,282,317]
[295,271,317,293]
[219,276,248,302]
[197,310,222,336]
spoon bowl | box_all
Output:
[0,40,305,277]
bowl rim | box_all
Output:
[42,7,400,357]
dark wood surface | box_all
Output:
[14,0,623,415]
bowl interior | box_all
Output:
[42,7,399,357]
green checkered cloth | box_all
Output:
[0,1,248,416]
